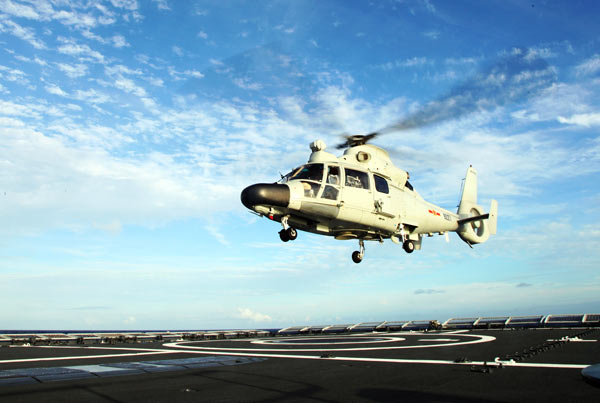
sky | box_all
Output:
[0,0,599,330]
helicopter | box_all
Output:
[241,134,498,263]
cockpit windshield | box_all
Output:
[279,164,324,183]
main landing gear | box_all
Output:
[403,239,415,253]
[352,240,365,264]
[278,215,297,242]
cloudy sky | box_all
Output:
[1,0,599,330]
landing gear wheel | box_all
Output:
[279,229,290,242]
[403,240,415,253]
[286,227,297,240]
[352,239,365,263]
[352,251,363,264]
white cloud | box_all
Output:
[74,88,111,104]
[105,64,142,76]
[421,0,437,13]
[558,113,600,127]
[145,76,164,87]
[82,29,127,47]
[53,10,97,28]
[0,125,209,234]
[0,99,34,116]
[575,55,600,76]
[0,17,46,49]
[45,83,68,96]
[236,308,272,322]
[109,0,139,11]
[93,220,122,234]
[0,0,41,19]
[168,66,204,81]
[205,224,229,246]
[172,46,183,56]
[57,62,88,78]
[423,30,440,40]
[123,316,136,324]
[33,56,48,66]
[379,56,429,70]
[152,0,170,10]
[114,77,147,97]
[58,39,105,63]
[184,69,203,78]
[274,24,295,34]
[112,34,129,47]
[0,65,27,82]
[0,116,25,127]
[445,57,479,66]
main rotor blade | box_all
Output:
[335,132,379,149]
[366,47,556,137]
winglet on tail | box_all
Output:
[488,199,498,235]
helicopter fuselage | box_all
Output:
[241,140,497,262]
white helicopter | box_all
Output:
[241,134,497,263]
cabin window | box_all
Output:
[344,168,370,190]
[374,174,389,194]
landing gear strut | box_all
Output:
[352,240,365,263]
[278,215,297,242]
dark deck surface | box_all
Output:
[1,329,599,402]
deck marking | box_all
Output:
[162,343,590,369]
[166,333,495,352]
[0,338,590,371]
[252,337,405,346]
[0,346,178,364]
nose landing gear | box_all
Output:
[279,227,297,242]
[278,215,297,242]
[352,240,365,263]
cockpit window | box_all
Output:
[280,164,324,183]
[321,165,340,200]
[326,165,340,185]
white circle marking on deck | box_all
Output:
[166,333,496,352]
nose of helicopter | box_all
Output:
[241,183,290,210]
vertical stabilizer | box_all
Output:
[456,166,496,245]
[458,166,478,216]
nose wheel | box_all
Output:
[352,240,365,263]
[279,216,297,242]
[279,227,297,242]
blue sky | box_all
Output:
[1,0,599,330]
